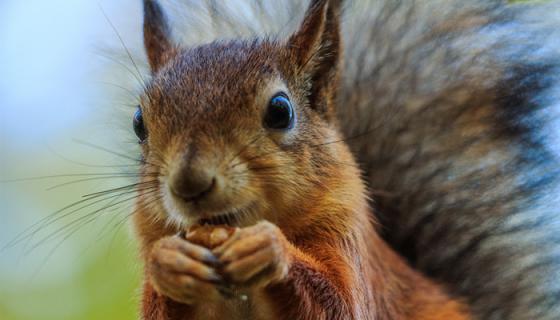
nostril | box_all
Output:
[170,171,216,203]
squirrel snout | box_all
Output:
[169,168,216,203]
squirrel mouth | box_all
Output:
[196,202,257,226]
[198,212,238,226]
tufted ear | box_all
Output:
[287,0,342,116]
[143,0,177,73]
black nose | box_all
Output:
[169,168,216,202]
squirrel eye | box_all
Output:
[133,106,147,143]
[264,93,295,130]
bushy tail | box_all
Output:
[337,1,560,319]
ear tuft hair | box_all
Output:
[143,0,176,73]
[287,0,342,117]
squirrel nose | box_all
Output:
[169,168,216,202]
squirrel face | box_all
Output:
[137,0,355,229]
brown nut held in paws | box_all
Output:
[148,235,223,305]
[186,224,238,249]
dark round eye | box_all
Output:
[264,93,295,130]
[133,106,147,143]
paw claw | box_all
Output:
[213,221,290,288]
[149,236,222,305]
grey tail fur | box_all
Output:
[337,1,560,319]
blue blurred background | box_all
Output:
[0,0,147,319]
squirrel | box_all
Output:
[132,0,471,319]
[129,0,560,319]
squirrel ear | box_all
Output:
[287,0,342,115]
[143,0,176,73]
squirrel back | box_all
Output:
[128,0,560,319]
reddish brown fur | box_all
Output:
[134,0,471,319]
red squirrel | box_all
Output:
[132,0,470,319]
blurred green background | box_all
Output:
[0,0,145,319]
[0,0,545,319]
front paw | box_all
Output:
[213,221,291,288]
[149,236,222,305]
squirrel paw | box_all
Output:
[213,221,290,288]
[148,235,223,305]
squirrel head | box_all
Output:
[136,0,361,230]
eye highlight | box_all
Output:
[133,106,147,143]
[264,93,295,130]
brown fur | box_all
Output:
[133,0,470,319]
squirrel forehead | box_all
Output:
[145,41,285,106]
[140,41,293,137]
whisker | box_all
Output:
[97,81,142,103]
[27,193,130,260]
[81,180,160,199]
[111,195,163,236]
[26,189,160,255]
[78,191,163,262]
[96,51,146,91]
[5,193,120,250]
[97,206,129,242]
[72,139,156,166]
[46,143,143,169]
[97,191,161,245]
[230,124,387,170]
[2,173,152,183]
[104,195,163,254]
[30,192,160,277]
[4,183,158,251]
[98,4,147,90]
[227,132,267,166]
[28,188,156,249]
[46,175,159,191]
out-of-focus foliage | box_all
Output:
[0,0,143,319]
[0,232,140,320]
